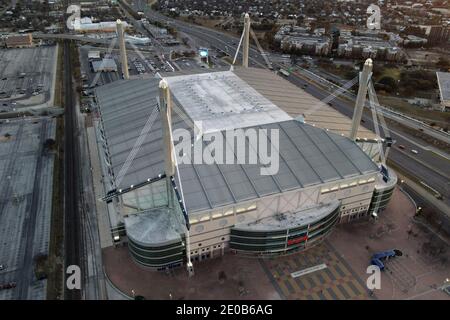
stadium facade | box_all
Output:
[91,15,397,275]
[94,65,396,272]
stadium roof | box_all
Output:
[233,67,377,139]
[164,71,292,133]
[95,75,378,214]
[159,67,376,139]
[436,71,450,102]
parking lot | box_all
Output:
[0,117,56,300]
[0,46,57,112]
[79,45,174,89]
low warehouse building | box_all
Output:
[91,58,118,73]
[4,34,33,48]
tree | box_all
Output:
[377,76,398,93]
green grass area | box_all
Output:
[375,67,401,81]
[379,95,450,129]
[316,62,447,129]
[318,62,357,80]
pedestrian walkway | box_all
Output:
[87,125,113,248]
[260,242,369,300]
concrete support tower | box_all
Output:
[350,58,373,140]
[242,13,250,68]
[159,79,194,277]
[159,79,175,208]
[116,19,129,80]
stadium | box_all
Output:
[93,64,396,273]
[93,15,396,274]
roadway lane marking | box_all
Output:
[291,263,327,278]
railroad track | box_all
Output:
[63,39,82,300]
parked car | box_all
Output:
[411,149,419,154]
[0,282,17,290]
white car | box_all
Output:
[0,264,5,271]
[411,149,419,154]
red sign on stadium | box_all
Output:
[287,235,308,246]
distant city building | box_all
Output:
[281,35,331,55]
[426,25,450,45]
[276,25,404,60]
[88,50,101,60]
[337,33,404,61]
[4,34,33,48]
[72,17,129,33]
[274,25,310,42]
[331,27,340,51]
[125,35,151,45]
[436,71,450,111]
[338,29,408,61]
[276,25,330,55]
[403,35,428,46]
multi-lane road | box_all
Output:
[133,2,450,207]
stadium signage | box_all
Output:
[287,235,308,246]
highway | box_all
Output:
[295,65,450,145]
[285,72,450,204]
[134,3,450,206]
